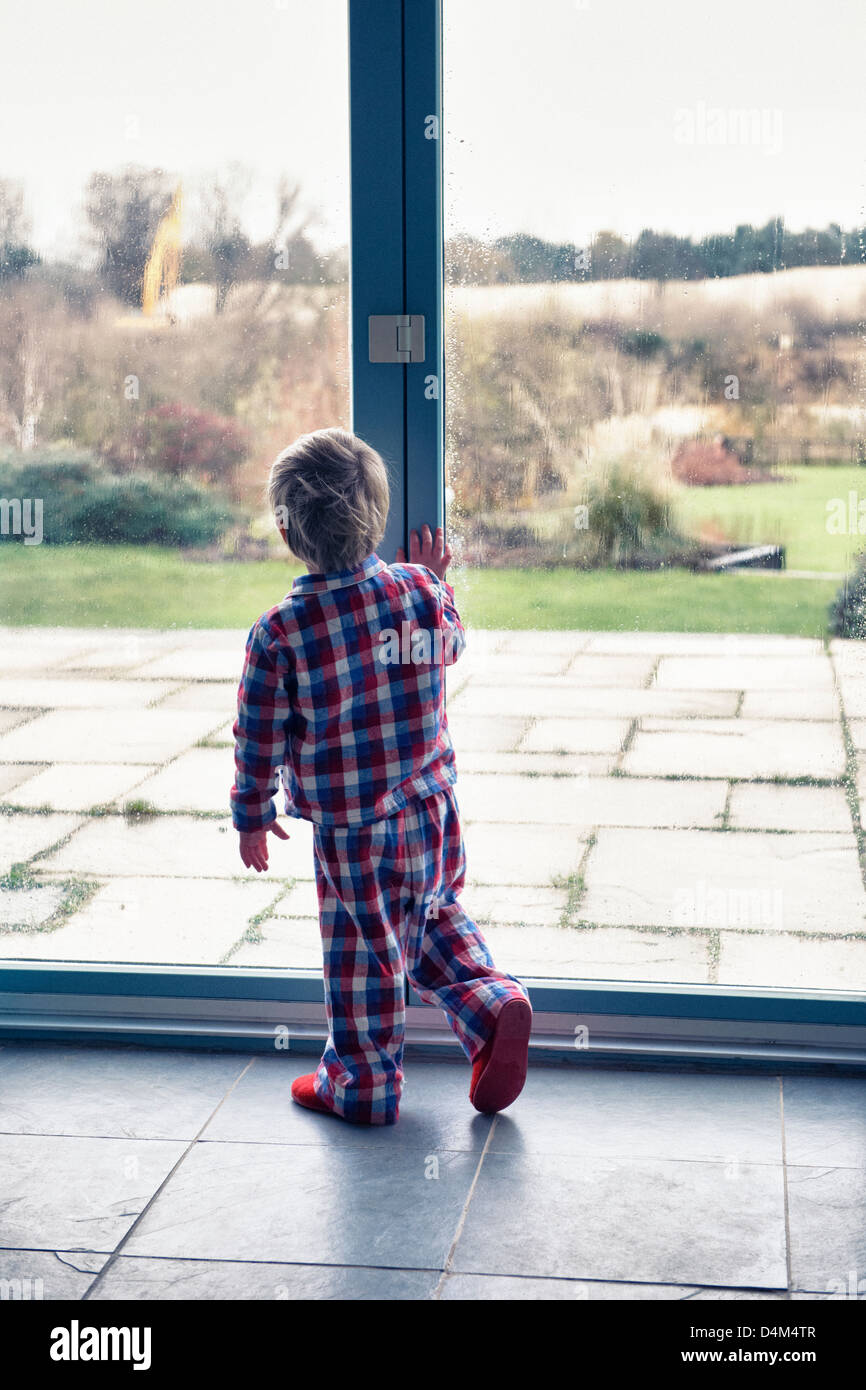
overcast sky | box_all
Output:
[1,0,863,258]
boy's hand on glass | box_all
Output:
[238,821,290,872]
[396,524,452,581]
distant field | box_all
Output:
[450,264,866,330]
[0,544,837,636]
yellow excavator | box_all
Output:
[142,183,183,319]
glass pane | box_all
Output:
[444,0,866,989]
[0,0,349,969]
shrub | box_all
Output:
[585,467,674,566]
[104,402,249,489]
[0,446,234,546]
[829,555,866,638]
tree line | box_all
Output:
[1,167,864,300]
[447,221,866,284]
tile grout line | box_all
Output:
[431,1115,499,1300]
[80,1055,259,1300]
[779,1075,794,1299]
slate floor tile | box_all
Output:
[123,1140,479,1269]
[0,1042,249,1140]
[0,1134,187,1251]
[88,1256,440,1300]
[452,1150,787,1289]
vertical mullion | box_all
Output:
[402,0,444,540]
[348,0,407,562]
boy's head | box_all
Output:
[267,427,390,573]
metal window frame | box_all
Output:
[1,0,864,1070]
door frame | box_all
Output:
[1,0,864,1069]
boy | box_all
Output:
[230,427,532,1126]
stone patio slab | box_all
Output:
[717,931,866,990]
[272,879,320,917]
[57,633,184,672]
[494,632,591,656]
[462,822,588,886]
[834,677,866,720]
[586,633,823,657]
[554,689,740,719]
[0,709,226,765]
[462,652,575,679]
[482,922,712,983]
[579,828,866,934]
[8,763,157,813]
[465,885,569,928]
[560,654,658,686]
[624,719,845,780]
[451,683,635,719]
[0,632,102,672]
[132,748,236,814]
[38,814,314,881]
[443,714,530,753]
[518,718,632,755]
[0,883,67,929]
[228,916,322,969]
[201,722,235,746]
[848,720,866,752]
[0,764,41,797]
[457,774,726,829]
[1,876,282,965]
[829,639,866,675]
[0,813,82,874]
[655,655,834,692]
[0,678,177,710]
[132,648,248,682]
[456,752,614,777]
[739,689,842,721]
[728,783,852,833]
[155,682,239,712]
[0,710,39,736]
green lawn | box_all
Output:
[673,464,866,573]
[0,544,839,635]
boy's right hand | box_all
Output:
[238,821,290,872]
[396,524,452,581]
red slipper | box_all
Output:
[469,996,533,1114]
[291,1072,338,1116]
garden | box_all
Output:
[1,170,866,638]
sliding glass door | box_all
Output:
[0,1,351,976]
[441,0,866,1024]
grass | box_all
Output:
[0,541,839,635]
[673,464,866,573]
[451,567,836,635]
[0,545,306,628]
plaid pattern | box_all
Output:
[312,786,531,1125]
[230,554,465,832]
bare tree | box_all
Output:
[84,166,174,305]
[0,285,67,450]
[0,178,30,245]
[198,163,253,313]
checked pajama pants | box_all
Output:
[311,785,530,1125]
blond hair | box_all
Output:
[267,427,390,572]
